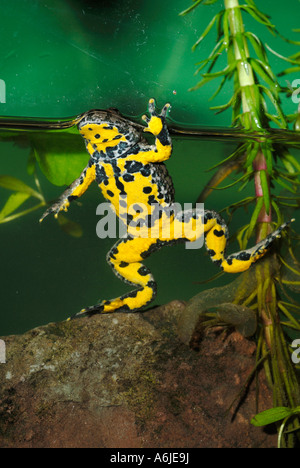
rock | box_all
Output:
[0,300,276,448]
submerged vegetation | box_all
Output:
[0,131,87,236]
[180,0,300,447]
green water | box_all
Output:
[0,129,234,334]
[0,122,299,335]
[1,0,300,335]
[0,0,299,122]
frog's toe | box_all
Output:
[39,202,68,223]
[69,303,105,320]
[39,205,58,223]
[39,209,50,223]
[161,102,171,117]
[148,98,156,115]
[142,114,150,124]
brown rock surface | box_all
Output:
[0,300,276,448]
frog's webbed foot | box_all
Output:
[39,198,70,222]
[67,303,105,321]
[68,237,159,320]
[142,98,171,136]
[39,162,96,223]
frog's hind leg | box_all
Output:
[71,236,159,319]
[171,208,292,273]
[203,210,292,273]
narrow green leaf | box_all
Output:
[0,175,42,199]
[258,84,287,128]
[216,4,224,40]
[189,75,218,91]
[0,202,45,225]
[0,192,31,220]
[281,301,300,312]
[278,66,300,77]
[192,12,220,50]
[265,44,300,65]
[244,32,267,63]
[277,201,298,208]
[278,302,300,330]
[242,85,263,131]
[208,74,231,101]
[238,173,253,192]
[288,50,300,60]
[276,195,300,200]
[226,39,235,68]
[206,172,250,190]
[251,407,294,427]
[207,44,231,74]
[202,63,235,79]
[179,0,205,16]
[244,0,259,7]
[286,113,298,123]
[264,144,273,175]
[222,8,230,47]
[274,176,297,194]
[281,154,300,176]
[271,200,283,225]
[277,170,300,185]
[240,5,275,33]
[223,197,255,213]
[250,58,279,98]
[278,417,290,449]
[234,33,248,62]
[236,224,250,250]
[195,39,225,74]
[265,112,286,129]
[283,153,300,172]
[244,142,260,168]
[232,90,242,123]
[210,95,234,113]
[206,143,247,171]
[247,197,264,240]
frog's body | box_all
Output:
[41,99,291,319]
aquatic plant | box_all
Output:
[179,0,300,447]
[0,131,86,237]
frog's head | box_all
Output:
[77,109,141,157]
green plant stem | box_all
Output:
[253,151,272,227]
[224,0,262,130]
[224,0,271,229]
[0,202,46,224]
[223,0,300,446]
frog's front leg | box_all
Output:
[131,98,172,164]
[70,236,159,319]
[40,161,96,222]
